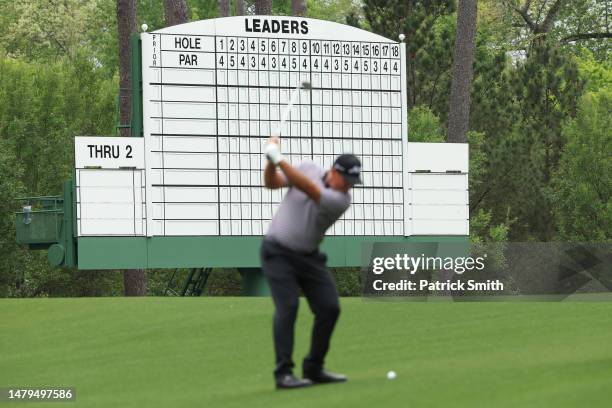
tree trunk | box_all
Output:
[405,0,415,109]
[117,0,148,296]
[116,0,135,139]
[255,0,272,15]
[235,0,246,15]
[447,0,477,143]
[123,269,148,296]
[164,0,189,26]
[292,0,306,16]
[219,0,230,17]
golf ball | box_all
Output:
[387,370,397,380]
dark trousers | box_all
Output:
[260,239,340,379]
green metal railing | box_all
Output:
[14,180,76,267]
[15,196,63,246]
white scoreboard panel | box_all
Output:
[74,136,147,236]
[141,16,408,237]
[406,143,469,236]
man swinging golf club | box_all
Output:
[261,133,362,389]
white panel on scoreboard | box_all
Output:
[74,136,144,169]
[141,16,407,237]
[75,168,147,236]
[407,142,468,173]
[405,142,469,236]
[74,137,147,237]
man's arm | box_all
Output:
[263,160,288,189]
[278,161,321,203]
[264,136,321,202]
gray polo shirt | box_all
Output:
[265,160,351,253]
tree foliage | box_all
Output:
[501,0,612,59]
[363,0,456,111]
[551,88,612,241]
[407,106,445,143]
[472,44,585,240]
[0,57,116,297]
[0,0,102,60]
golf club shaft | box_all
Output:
[275,85,302,135]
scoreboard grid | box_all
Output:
[142,23,407,237]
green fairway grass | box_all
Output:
[2,297,612,407]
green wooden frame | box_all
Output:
[76,235,468,270]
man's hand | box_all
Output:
[265,136,284,165]
[263,136,288,189]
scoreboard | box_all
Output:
[140,16,408,238]
[74,16,469,248]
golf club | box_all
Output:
[274,80,312,136]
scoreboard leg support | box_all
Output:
[238,268,270,296]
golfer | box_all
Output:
[261,136,361,389]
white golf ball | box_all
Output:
[387,370,397,380]
[141,23,149,32]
